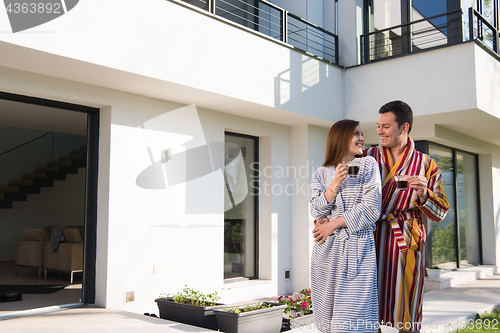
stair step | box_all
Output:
[9,179,33,187]
[0,201,13,209]
[424,265,498,293]
[35,166,60,173]
[59,154,84,161]
[70,149,86,155]
[48,160,72,167]
[0,186,20,193]
[1,191,27,202]
[22,173,47,180]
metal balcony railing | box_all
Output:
[360,10,463,64]
[469,7,500,54]
[361,8,500,64]
[175,0,339,65]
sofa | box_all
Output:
[15,228,50,279]
[15,226,84,283]
[44,227,83,284]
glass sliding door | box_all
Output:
[428,144,457,268]
[457,152,481,265]
[425,142,481,269]
[224,132,258,280]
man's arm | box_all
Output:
[415,156,449,222]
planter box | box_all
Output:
[426,268,442,279]
[281,312,314,331]
[215,302,287,333]
[155,298,225,330]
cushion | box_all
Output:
[21,228,49,241]
[63,228,83,243]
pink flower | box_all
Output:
[278,296,283,301]
[302,302,307,308]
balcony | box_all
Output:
[360,8,500,64]
[173,0,339,65]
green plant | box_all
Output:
[428,265,441,269]
[278,288,312,318]
[159,285,220,307]
[450,309,500,332]
[224,302,273,313]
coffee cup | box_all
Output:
[395,175,408,190]
[347,160,360,176]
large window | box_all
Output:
[362,0,499,61]
[420,142,482,269]
[224,132,258,280]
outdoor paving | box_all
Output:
[0,274,499,333]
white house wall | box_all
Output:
[344,42,478,123]
[0,63,303,314]
[475,44,500,119]
[0,0,343,125]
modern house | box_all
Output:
[0,0,499,317]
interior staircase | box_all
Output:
[0,145,87,209]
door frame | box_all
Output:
[0,91,99,304]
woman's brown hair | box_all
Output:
[323,119,360,167]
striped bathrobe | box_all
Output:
[365,137,449,331]
[310,156,382,333]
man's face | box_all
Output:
[377,112,406,148]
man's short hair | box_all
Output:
[379,100,413,133]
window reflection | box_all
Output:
[224,133,258,280]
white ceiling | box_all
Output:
[0,98,87,135]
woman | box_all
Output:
[310,119,382,333]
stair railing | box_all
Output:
[0,131,87,189]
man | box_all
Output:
[365,101,449,333]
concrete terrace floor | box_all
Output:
[0,275,499,333]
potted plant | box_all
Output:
[426,265,442,279]
[214,302,287,333]
[278,288,314,331]
[155,285,225,330]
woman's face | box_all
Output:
[348,125,365,156]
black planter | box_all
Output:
[155,298,225,330]
[214,302,287,333]
[281,312,314,331]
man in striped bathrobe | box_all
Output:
[365,101,449,333]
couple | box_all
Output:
[310,101,449,333]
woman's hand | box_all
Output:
[313,217,345,245]
[331,163,348,190]
[324,163,348,202]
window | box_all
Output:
[224,132,258,280]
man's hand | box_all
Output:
[409,175,429,204]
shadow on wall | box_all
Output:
[131,105,245,228]
[274,51,337,118]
